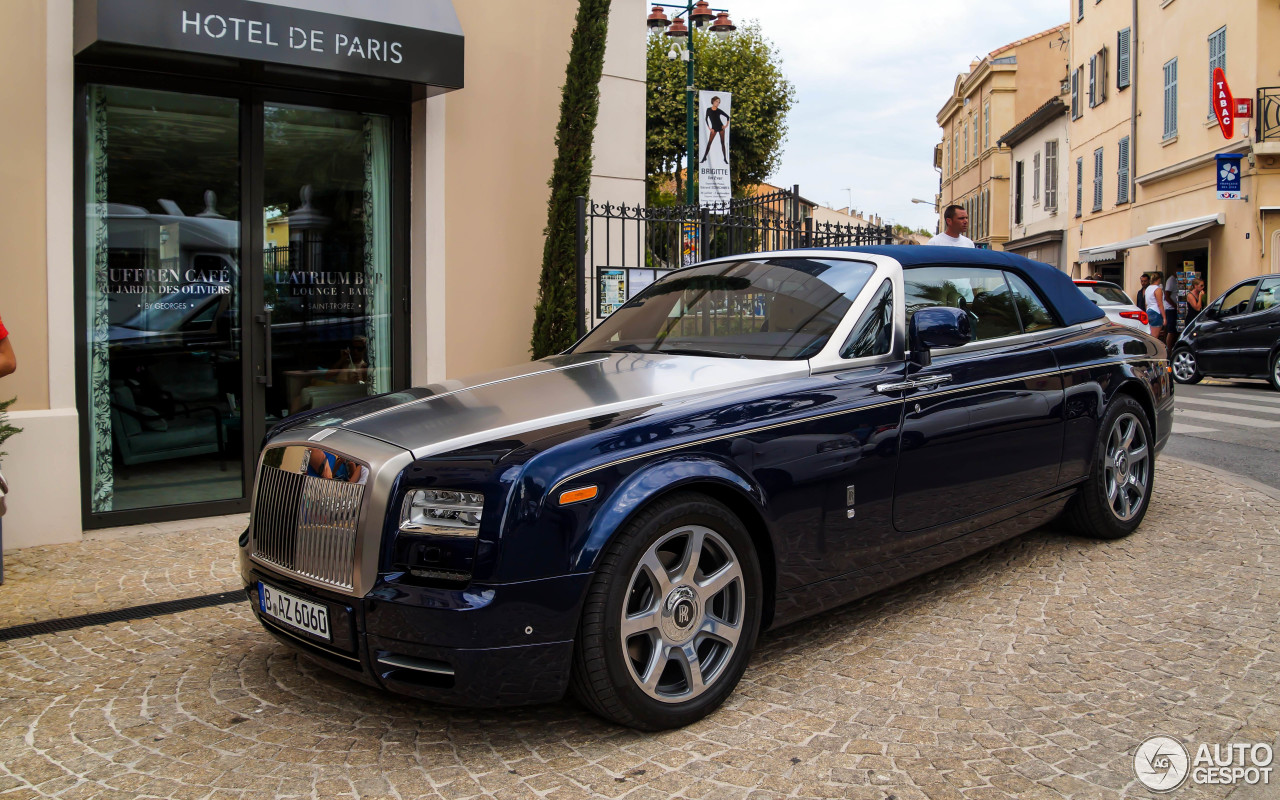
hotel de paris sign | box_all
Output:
[74,0,464,89]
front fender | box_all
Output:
[570,455,766,573]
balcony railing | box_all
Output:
[1259,87,1280,142]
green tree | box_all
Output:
[530,0,612,359]
[647,23,795,198]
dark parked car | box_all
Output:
[239,246,1173,730]
[1171,274,1280,390]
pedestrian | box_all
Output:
[0,311,13,524]
[0,313,13,378]
[1163,271,1179,347]
[1135,273,1150,313]
[927,205,975,247]
[1144,275,1166,341]
[1185,278,1206,319]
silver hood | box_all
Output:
[302,353,808,459]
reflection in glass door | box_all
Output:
[84,85,243,513]
[259,104,393,429]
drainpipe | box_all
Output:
[1130,0,1138,219]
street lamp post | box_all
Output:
[647,2,736,206]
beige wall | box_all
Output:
[0,0,49,412]
[441,0,644,378]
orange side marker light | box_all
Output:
[559,486,599,505]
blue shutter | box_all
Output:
[1089,54,1097,108]
[1117,29,1131,89]
[1117,137,1130,204]
[1071,69,1080,118]
[1209,27,1226,117]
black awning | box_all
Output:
[75,0,463,91]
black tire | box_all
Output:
[1062,395,1154,539]
[1269,350,1280,392]
[1171,346,1202,384]
[570,491,762,730]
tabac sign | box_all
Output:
[1211,67,1235,139]
[74,0,464,89]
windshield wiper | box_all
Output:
[574,344,646,355]
[655,347,748,359]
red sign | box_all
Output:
[1212,67,1235,138]
[1235,97,1253,118]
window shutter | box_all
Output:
[1117,136,1130,204]
[1093,147,1103,212]
[1089,54,1097,108]
[1208,27,1226,117]
[1078,0,1084,20]
[1097,47,1108,103]
[984,102,990,148]
[1071,69,1079,119]
[1045,141,1058,212]
[1117,29,1131,89]
[1033,152,1041,202]
[1076,157,1083,217]
[1163,59,1178,139]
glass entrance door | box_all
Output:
[82,83,402,525]
[257,103,394,430]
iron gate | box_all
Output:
[575,186,895,334]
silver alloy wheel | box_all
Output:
[1172,350,1198,381]
[620,524,744,703]
[1104,412,1150,522]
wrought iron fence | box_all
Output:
[575,187,894,334]
[1259,87,1280,142]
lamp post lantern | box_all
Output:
[647,3,735,206]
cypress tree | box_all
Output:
[530,0,611,359]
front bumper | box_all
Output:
[240,551,591,708]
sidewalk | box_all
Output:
[1,461,1278,800]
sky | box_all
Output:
[715,0,1070,231]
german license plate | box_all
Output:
[258,582,330,641]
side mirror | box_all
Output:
[909,307,972,367]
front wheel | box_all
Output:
[1270,351,1280,392]
[570,492,762,730]
[1171,347,1202,384]
[1062,395,1154,539]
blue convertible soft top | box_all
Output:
[830,245,1106,327]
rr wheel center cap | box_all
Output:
[1114,451,1129,480]
[660,586,700,642]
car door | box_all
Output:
[1233,277,1280,376]
[889,266,1065,545]
[1195,279,1260,375]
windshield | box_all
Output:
[572,258,876,360]
[1076,283,1133,306]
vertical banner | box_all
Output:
[698,90,732,209]
[1216,153,1243,200]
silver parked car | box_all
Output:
[1074,280,1148,332]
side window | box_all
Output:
[1004,272,1058,332]
[903,267,1022,341]
[1218,281,1259,318]
[841,279,894,359]
[1252,278,1280,312]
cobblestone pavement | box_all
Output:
[1,459,1277,800]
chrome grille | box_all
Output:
[251,456,364,591]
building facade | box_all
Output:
[1000,98,1071,270]
[0,0,645,549]
[936,25,1070,249]
[1069,0,1280,299]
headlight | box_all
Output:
[400,489,484,537]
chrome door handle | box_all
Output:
[256,306,273,387]
[875,374,952,394]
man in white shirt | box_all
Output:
[927,205,976,247]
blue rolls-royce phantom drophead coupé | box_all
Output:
[239,246,1173,730]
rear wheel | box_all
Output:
[1171,347,1202,384]
[1270,351,1280,392]
[570,492,762,730]
[1063,395,1154,539]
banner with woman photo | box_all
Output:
[698,90,732,209]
